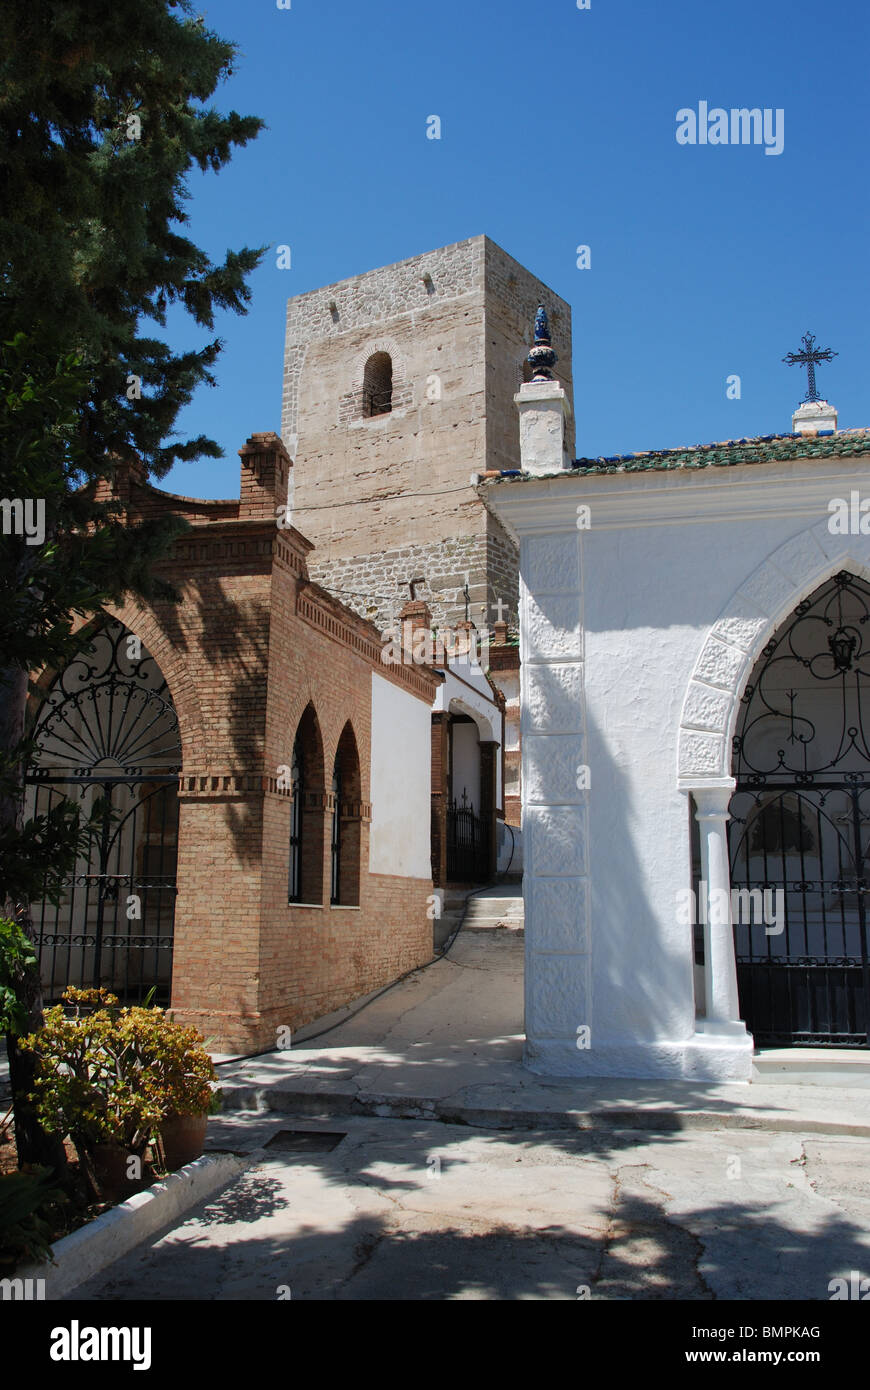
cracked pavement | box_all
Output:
[72,1116,870,1300]
[70,927,870,1300]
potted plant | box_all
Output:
[119,1007,218,1171]
[20,988,218,1200]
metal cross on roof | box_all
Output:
[782,332,838,404]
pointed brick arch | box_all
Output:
[677,521,870,784]
[332,720,364,907]
[290,701,327,906]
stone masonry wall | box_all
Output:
[282,235,569,633]
[306,519,519,637]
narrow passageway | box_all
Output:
[221,891,527,1103]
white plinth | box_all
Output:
[525,1021,755,1084]
[792,399,837,434]
[515,382,572,476]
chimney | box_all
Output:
[93,454,148,519]
[239,432,292,519]
[452,618,477,660]
[398,596,432,637]
[515,306,572,476]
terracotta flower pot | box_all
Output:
[89,1142,146,1203]
[159,1112,208,1170]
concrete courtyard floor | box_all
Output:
[74,926,870,1301]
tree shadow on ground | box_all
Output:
[66,1118,870,1302]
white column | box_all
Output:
[514,382,572,476]
[693,783,742,1024]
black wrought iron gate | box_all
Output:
[729,571,870,1046]
[24,621,181,1005]
[446,793,489,883]
[730,783,870,1045]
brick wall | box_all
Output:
[74,434,441,1054]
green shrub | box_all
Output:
[19,988,218,1164]
[0,917,37,1036]
[0,1169,63,1270]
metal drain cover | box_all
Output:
[264,1130,347,1154]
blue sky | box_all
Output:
[161,0,869,498]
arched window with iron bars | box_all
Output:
[288,703,325,906]
[330,724,362,907]
[288,739,302,903]
[362,351,393,418]
[330,758,342,905]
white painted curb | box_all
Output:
[17,1151,248,1300]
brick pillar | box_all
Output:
[430,712,449,887]
[338,799,371,907]
[92,455,148,518]
[397,597,432,663]
[453,619,476,660]
[171,779,266,1053]
[398,597,432,635]
[301,790,330,906]
[239,431,292,520]
[479,740,499,882]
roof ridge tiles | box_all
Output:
[561,427,870,477]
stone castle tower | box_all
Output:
[281,235,574,634]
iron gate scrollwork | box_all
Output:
[446,791,489,884]
[729,571,870,1045]
[24,620,181,1005]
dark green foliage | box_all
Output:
[0,917,37,1034]
[0,0,264,1166]
[0,1169,64,1269]
[0,0,265,478]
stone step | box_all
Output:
[752,1048,870,1087]
[461,905,524,932]
[216,1076,870,1137]
[461,911,522,922]
[463,900,524,922]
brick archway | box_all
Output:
[348,337,406,389]
[33,602,205,774]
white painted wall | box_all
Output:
[432,663,504,807]
[369,672,432,879]
[451,720,480,807]
[487,450,870,1082]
